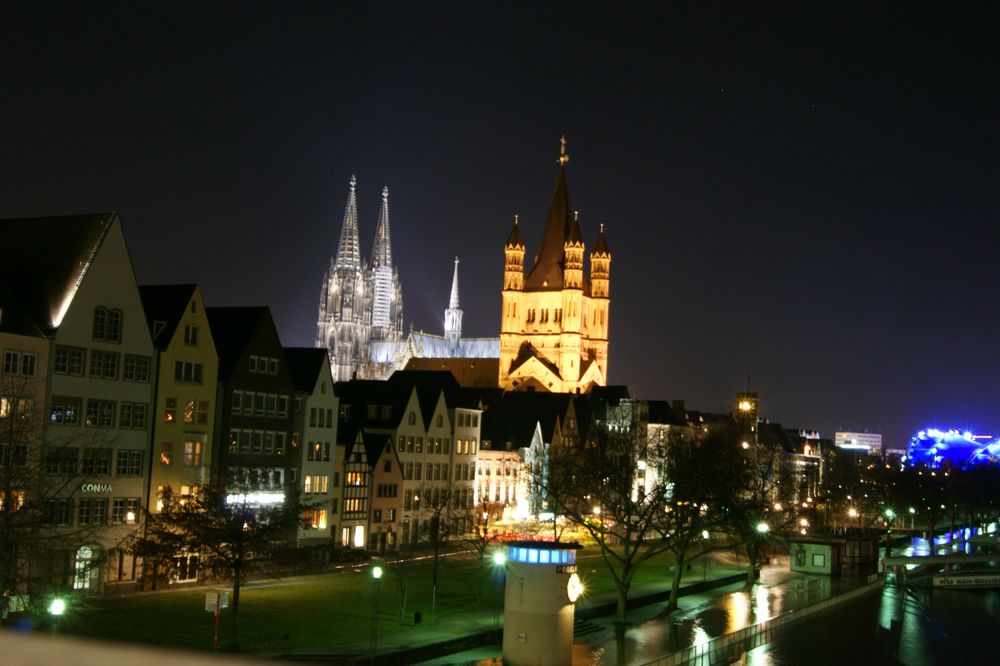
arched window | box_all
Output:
[436,414,443,428]
[93,307,123,342]
[74,545,94,590]
[408,412,416,425]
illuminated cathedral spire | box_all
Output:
[371,186,393,269]
[334,175,361,271]
[445,256,462,347]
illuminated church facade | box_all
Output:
[316,176,404,382]
[499,139,611,392]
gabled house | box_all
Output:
[206,307,294,511]
[285,347,340,548]
[138,284,219,583]
[0,213,155,593]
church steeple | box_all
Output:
[371,186,393,268]
[525,137,576,290]
[445,256,462,347]
[334,175,361,271]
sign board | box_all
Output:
[932,574,1000,588]
[80,483,112,494]
[205,591,230,611]
[556,565,577,574]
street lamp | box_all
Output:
[370,565,383,663]
[48,597,66,635]
[492,550,508,644]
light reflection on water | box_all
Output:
[576,573,846,665]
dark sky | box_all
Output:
[2,3,998,448]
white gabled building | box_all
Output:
[0,213,155,594]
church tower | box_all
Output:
[498,138,611,393]
[444,257,463,350]
[317,176,404,382]
[317,175,370,382]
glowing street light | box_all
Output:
[370,565,383,662]
[48,597,66,616]
[756,521,769,534]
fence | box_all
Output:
[641,578,883,665]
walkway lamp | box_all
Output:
[370,565,383,663]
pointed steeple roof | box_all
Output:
[334,175,362,271]
[505,214,524,249]
[525,138,575,290]
[371,185,393,268]
[449,257,460,309]
[593,223,609,255]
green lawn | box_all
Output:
[54,548,708,654]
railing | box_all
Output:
[641,580,883,666]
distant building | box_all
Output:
[372,257,500,374]
[316,176,404,382]
[834,431,882,455]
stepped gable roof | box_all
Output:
[138,284,197,349]
[525,166,575,291]
[284,347,330,392]
[0,212,115,334]
[402,357,500,388]
[205,306,273,380]
[0,277,45,337]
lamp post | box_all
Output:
[492,550,507,644]
[370,565,383,664]
[884,508,896,557]
[48,597,66,636]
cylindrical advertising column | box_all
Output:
[502,541,583,666]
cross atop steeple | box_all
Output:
[558,135,569,166]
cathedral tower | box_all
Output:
[316,176,404,382]
[498,138,611,393]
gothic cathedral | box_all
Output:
[316,175,404,382]
[499,139,611,392]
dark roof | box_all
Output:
[589,385,632,405]
[284,347,329,392]
[480,391,574,449]
[508,341,561,378]
[593,225,610,255]
[138,284,197,349]
[0,277,45,337]
[205,306,273,380]
[402,357,499,388]
[646,400,686,427]
[362,431,394,469]
[505,218,524,249]
[0,213,115,334]
[525,167,574,291]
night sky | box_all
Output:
[2,3,998,448]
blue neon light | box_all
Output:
[905,428,1000,470]
[507,546,577,565]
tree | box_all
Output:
[1,369,121,603]
[543,424,678,629]
[463,500,505,605]
[658,429,740,611]
[132,476,301,646]
[713,425,795,588]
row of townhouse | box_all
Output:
[0,214,345,594]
